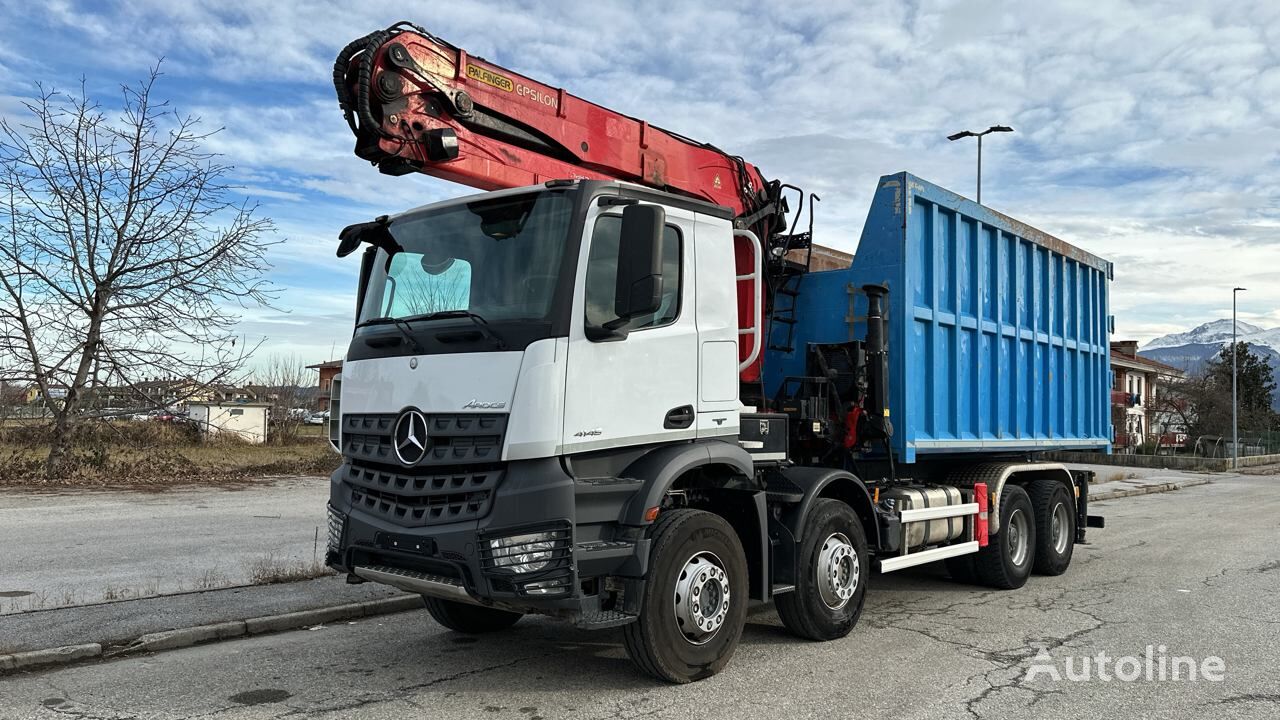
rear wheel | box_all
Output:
[973,484,1035,590]
[776,499,869,640]
[621,509,748,683]
[1029,480,1075,575]
[423,597,522,633]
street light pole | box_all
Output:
[948,125,1013,205]
[1233,286,1247,469]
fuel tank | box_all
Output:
[881,485,965,549]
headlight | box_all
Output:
[487,531,558,574]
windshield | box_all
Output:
[356,190,574,327]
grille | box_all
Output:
[345,463,503,527]
[342,413,506,467]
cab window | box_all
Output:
[584,215,681,332]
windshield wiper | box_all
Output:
[409,310,508,350]
[355,316,425,353]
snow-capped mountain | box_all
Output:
[1141,319,1266,351]
[1139,319,1280,411]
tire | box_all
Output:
[621,509,749,683]
[1029,480,1075,576]
[973,484,1036,590]
[423,597,522,633]
[945,554,978,585]
[776,499,869,641]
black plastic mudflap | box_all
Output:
[1071,469,1104,542]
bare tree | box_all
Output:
[252,353,313,443]
[0,67,277,476]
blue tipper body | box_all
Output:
[764,172,1114,463]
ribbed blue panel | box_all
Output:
[764,173,1112,463]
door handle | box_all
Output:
[664,405,695,430]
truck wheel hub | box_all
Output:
[1051,502,1071,555]
[1008,508,1030,567]
[817,532,859,610]
[673,551,730,645]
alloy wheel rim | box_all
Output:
[816,532,859,610]
[1008,508,1030,567]
[672,551,731,645]
[1051,501,1071,555]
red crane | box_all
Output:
[333,21,814,384]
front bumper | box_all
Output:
[328,457,636,615]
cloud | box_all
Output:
[0,0,1277,362]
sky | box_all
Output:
[1,0,1278,370]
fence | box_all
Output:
[1190,431,1280,458]
[1051,427,1280,471]
[0,407,53,423]
[1110,428,1280,458]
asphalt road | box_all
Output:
[2,474,1278,719]
[0,463,1203,615]
[0,477,328,613]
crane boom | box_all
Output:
[333,21,813,384]
[333,22,786,224]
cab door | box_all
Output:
[561,201,699,453]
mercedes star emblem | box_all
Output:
[393,409,429,465]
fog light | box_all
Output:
[488,531,557,574]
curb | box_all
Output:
[1091,477,1210,501]
[0,644,101,672]
[0,595,423,674]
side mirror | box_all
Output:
[336,215,394,258]
[613,204,665,320]
[336,226,363,258]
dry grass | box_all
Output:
[244,553,334,585]
[0,422,338,489]
[101,577,161,602]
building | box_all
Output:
[95,379,197,410]
[91,380,259,412]
[1110,340,1186,451]
[307,360,343,411]
[187,401,271,444]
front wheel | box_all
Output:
[423,597,522,633]
[621,509,749,683]
[776,499,869,640]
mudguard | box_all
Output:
[776,466,880,550]
[617,439,754,526]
